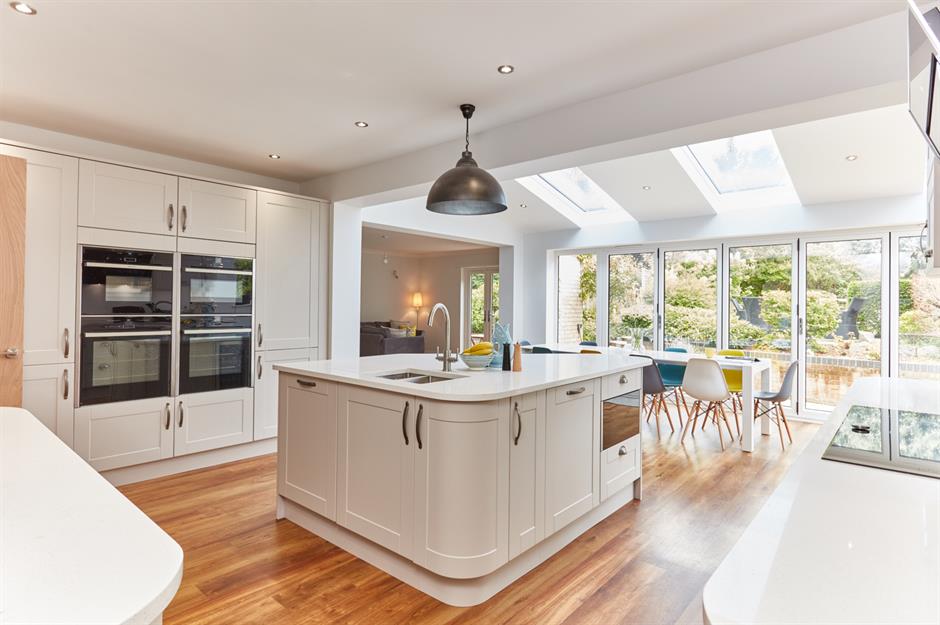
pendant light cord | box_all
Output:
[465,116,470,153]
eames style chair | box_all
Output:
[754,360,798,450]
[633,355,678,436]
[680,358,737,451]
[658,346,690,418]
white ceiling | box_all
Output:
[362,226,492,256]
[0,1,900,181]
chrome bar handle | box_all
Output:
[416,404,424,450]
[513,402,522,446]
[63,328,70,358]
[164,402,171,430]
[168,203,174,231]
[257,354,263,379]
[566,386,586,396]
[178,401,184,428]
[63,369,69,400]
[297,379,317,388]
[181,205,188,232]
[257,323,263,347]
[401,401,410,446]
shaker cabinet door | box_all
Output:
[78,160,178,236]
[254,348,312,441]
[178,178,256,243]
[74,397,174,471]
[22,363,75,448]
[174,388,254,456]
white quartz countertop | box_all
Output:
[274,351,649,401]
[0,407,183,625]
[702,378,940,625]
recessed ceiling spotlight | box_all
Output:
[845,154,859,161]
[642,185,652,190]
[519,203,527,208]
[497,65,515,75]
[354,121,369,128]
[268,153,281,160]
[9,2,37,14]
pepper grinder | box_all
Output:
[512,342,522,372]
[502,342,512,371]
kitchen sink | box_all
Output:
[378,372,423,380]
[375,370,465,384]
[407,375,452,384]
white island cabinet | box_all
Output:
[274,351,647,607]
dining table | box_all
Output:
[527,344,773,452]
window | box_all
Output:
[608,253,656,349]
[663,249,718,354]
[687,130,790,194]
[897,236,940,380]
[557,254,596,344]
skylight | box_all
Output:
[687,130,790,195]
[536,168,621,213]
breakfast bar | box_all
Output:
[272,351,649,606]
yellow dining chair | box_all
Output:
[718,349,744,437]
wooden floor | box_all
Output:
[121,417,817,625]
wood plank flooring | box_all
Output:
[120,418,817,625]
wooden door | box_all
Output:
[174,388,254,456]
[412,398,509,579]
[178,178,257,243]
[0,155,26,406]
[78,160,178,235]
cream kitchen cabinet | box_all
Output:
[412,398,510,579]
[174,388,254,456]
[22,364,74,447]
[336,385,414,556]
[74,396,175,471]
[508,391,545,559]
[544,379,600,536]
[255,192,321,351]
[254,347,316,440]
[178,178,256,243]
[277,374,337,519]
[0,145,77,366]
[78,160,178,236]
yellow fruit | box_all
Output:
[465,342,492,354]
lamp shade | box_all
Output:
[426,152,507,216]
[412,292,423,308]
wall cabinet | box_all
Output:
[255,348,316,440]
[74,396,174,471]
[277,374,337,519]
[544,380,600,536]
[22,364,74,447]
[508,392,544,559]
[0,146,77,366]
[256,192,321,350]
[78,160,178,236]
[412,399,509,578]
[178,178,256,243]
[336,386,414,556]
[174,388,253,456]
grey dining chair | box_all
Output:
[753,360,798,450]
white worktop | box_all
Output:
[703,378,940,625]
[1,407,183,625]
[274,351,649,401]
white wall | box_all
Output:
[361,251,423,326]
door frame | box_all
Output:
[461,266,499,350]
[605,248,660,350]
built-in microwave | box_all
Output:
[81,247,174,316]
[180,254,253,316]
[602,388,641,452]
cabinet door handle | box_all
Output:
[566,386,586,396]
[618,445,628,457]
[401,401,410,446]
[257,354,263,379]
[62,369,69,400]
[416,404,424,450]
[178,401,184,428]
[181,205,188,232]
[619,374,627,384]
[168,203,174,230]
[165,402,171,430]
[257,323,263,347]
[297,378,317,388]
[63,328,70,358]
[513,402,522,446]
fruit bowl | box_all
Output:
[459,352,495,370]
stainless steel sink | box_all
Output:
[375,370,465,384]
[407,375,451,384]
[378,372,422,380]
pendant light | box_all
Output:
[426,104,507,215]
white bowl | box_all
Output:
[459,352,495,370]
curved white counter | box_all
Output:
[703,378,940,625]
[0,407,183,625]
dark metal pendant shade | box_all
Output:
[426,104,507,215]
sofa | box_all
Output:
[360,321,425,356]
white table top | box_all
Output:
[1,407,183,625]
[529,344,771,370]
[275,351,649,401]
[702,378,940,625]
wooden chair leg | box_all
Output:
[661,394,675,433]
[680,400,699,444]
[772,402,785,450]
[713,402,725,451]
[719,402,735,443]
[678,387,690,420]
[777,402,793,444]
[654,395,662,437]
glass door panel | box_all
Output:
[804,238,883,409]
[897,235,940,380]
[557,254,596,344]
[465,268,499,346]
[728,244,794,393]
[663,249,717,354]
[608,252,656,349]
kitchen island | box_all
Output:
[273,351,649,606]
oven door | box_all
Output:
[79,318,172,406]
[81,247,174,316]
[179,317,252,394]
[180,255,253,315]
[602,389,641,451]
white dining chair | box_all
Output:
[680,358,736,451]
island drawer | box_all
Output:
[284,375,331,397]
[552,380,595,405]
[601,370,641,401]
[600,435,640,502]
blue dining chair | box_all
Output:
[658,346,690,419]
[531,346,553,354]
[580,340,598,346]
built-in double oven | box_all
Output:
[78,247,254,406]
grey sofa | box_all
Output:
[360,322,425,356]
